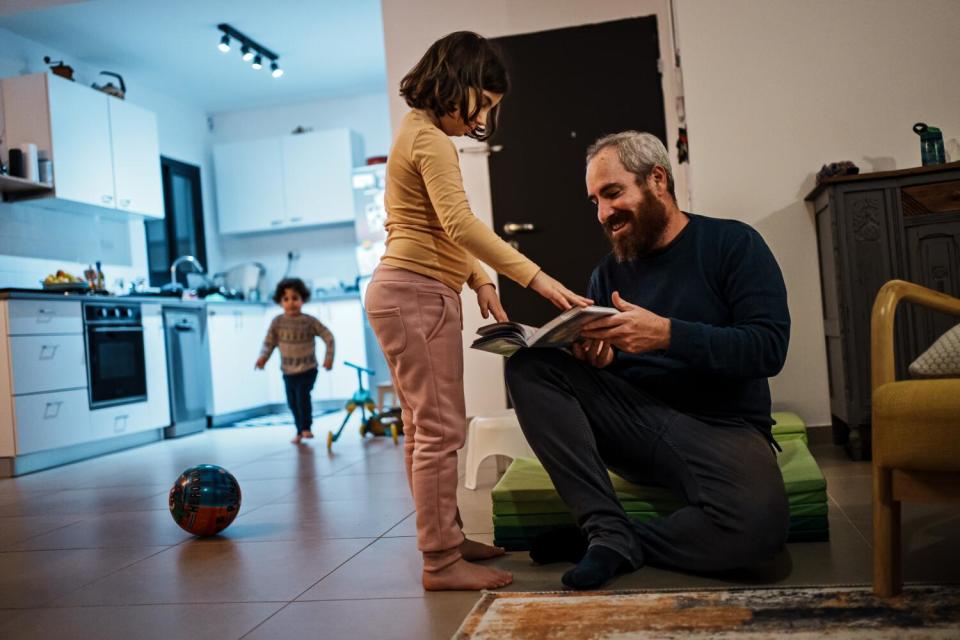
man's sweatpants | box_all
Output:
[505,347,789,572]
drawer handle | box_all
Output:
[114,415,129,433]
[37,308,55,323]
[102,194,114,204]
[44,401,63,419]
[119,199,131,208]
[290,216,304,223]
[270,219,284,226]
[40,344,59,360]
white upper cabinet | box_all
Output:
[214,128,362,235]
[108,98,163,218]
[213,137,285,234]
[0,73,164,218]
[282,129,360,227]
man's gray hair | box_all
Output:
[586,131,675,200]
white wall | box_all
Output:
[380,0,685,416]
[208,92,391,292]
[675,0,960,426]
[382,0,960,424]
[0,26,216,289]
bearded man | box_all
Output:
[504,131,792,590]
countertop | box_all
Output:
[0,289,361,306]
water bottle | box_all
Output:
[913,123,946,166]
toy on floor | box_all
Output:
[169,464,242,536]
[327,361,401,451]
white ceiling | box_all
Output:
[0,0,388,112]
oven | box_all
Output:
[84,302,147,409]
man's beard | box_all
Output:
[602,187,670,262]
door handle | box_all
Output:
[502,222,536,235]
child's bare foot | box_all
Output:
[302,430,314,439]
[460,538,506,561]
[291,434,303,444]
[423,559,512,591]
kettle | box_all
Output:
[913,123,945,166]
[92,71,126,100]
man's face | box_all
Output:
[586,147,669,262]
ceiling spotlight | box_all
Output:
[271,61,284,78]
[252,54,263,70]
[241,45,253,61]
[218,34,231,53]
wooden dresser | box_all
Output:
[806,162,960,459]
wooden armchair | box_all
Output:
[871,279,960,597]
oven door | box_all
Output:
[86,325,147,408]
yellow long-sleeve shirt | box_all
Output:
[380,109,541,292]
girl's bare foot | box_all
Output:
[291,434,303,444]
[460,538,506,561]
[302,430,315,439]
[423,559,513,591]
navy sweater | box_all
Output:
[587,213,790,432]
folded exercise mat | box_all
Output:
[771,411,808,444]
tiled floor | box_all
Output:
[0,413,958,639]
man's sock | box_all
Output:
[529,526,588,565]
[561,545,633,590]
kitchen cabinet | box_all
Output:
[207,305,270,417]
[213,138,285,234]
[141,305,170,429]
[14,388,92,454]
[0,73,163,218]
[9,335,86,396]
[213,128,362,235]
[301,298,367,402]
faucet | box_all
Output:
[170,255,205,287]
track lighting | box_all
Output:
[217,24,283,78]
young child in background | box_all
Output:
[256,278,335,444]
[365,31,590,591]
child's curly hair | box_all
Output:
[272,278,311,304]
[399,31,509,141]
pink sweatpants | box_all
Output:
[365,265,465,571]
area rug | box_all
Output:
[231,408,339,428]
[453,585,960,639]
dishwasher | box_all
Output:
[163,306,211,438]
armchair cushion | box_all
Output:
[909,323,960,378]
[873,378,960,471]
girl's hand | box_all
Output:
[254,356,267,370]
[528,271,593,310]
[476,283,508,322]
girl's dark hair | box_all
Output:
[399,31,509,141]
[273,278,310,304]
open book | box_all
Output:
[470,306,618,356]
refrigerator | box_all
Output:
[353,164,391,395]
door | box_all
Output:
[489,17,667,325]
[905,219,960,363]
[108,98,163,218]
[146,158,208,287]
[214,138,285,234]
[46,74,115,209]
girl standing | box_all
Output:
[365,31,590,591]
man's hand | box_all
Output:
[580,291,671,354]
[572,338,615,368]
[254,356,267,370]
[476,283,508,322]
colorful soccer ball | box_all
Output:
[169,464,242,536]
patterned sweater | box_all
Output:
[260,313,335,375]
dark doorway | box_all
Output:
[146,157,208,287]
[489,16,666,325]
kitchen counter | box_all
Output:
[0,289,360,305]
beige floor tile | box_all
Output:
[0,514,84,550]
[0,546,166,608]
[10,509,195,551]
[297,536,426,600]
[0,602,283,640]
[57,538,372,606]
[277,472,414,504]
[219,499,414,541]
[383,512,417,537]
[0,485,169,518]
[246,595,480,640]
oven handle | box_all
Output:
[89,326,144,333]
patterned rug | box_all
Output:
[453,585,960,639]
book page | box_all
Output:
[531,306,617,347]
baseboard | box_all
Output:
[0,429,163,477]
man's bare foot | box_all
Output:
[291,434,303,444]
[422,559,513,591]
[460,538,506,561]
[302,430,315,439]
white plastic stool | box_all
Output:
[464,409,535,490]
